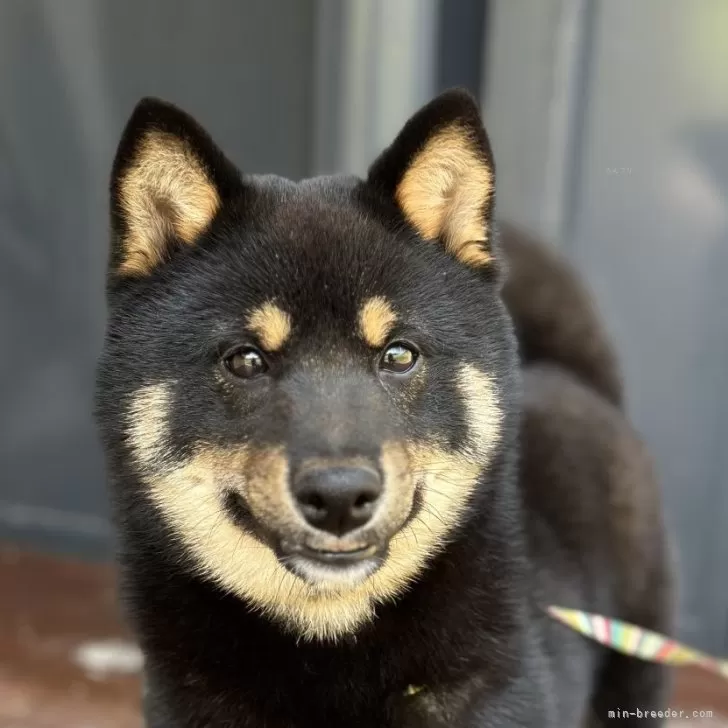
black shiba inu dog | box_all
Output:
[95,89,672,727]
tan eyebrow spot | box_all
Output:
[358,296,397,348]
[247,302,292,352]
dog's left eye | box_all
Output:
[379,342,419,374]
[224,347,269,379]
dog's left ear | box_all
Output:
[367,89,495,268]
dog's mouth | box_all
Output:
[288,542,379,564]
[222,489,411,587]
[277,541,385,588]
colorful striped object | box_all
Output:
[548,606,728,681]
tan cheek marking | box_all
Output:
[396,125,493,267]
[456,363,503,461]
[117,131,220,277]
[358,296,397,348]
[247,302,292,352]
[126,381,176,471]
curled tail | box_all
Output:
[499,224,623,408]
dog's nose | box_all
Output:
[293,465,382,536]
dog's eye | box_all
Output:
[224,347,268,379]
[379,342,418,374]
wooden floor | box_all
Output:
[1,544,726,727]
[0,545,141,728]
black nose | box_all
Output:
[293,465,383,536]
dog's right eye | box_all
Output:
[379,342,419,375]
[223,347,269,379]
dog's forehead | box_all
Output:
[251,175,387,253]
[213,176,423,310]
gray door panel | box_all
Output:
[485,0,728,652]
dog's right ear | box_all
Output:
[109,98,243,278]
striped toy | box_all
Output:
[548,606,728,681]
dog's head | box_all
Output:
[97,89,517,640]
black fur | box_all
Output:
[96,89,672,727]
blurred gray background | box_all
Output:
[0,0,726,653]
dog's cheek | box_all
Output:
[125,380,179,476]
[456,363,504,463]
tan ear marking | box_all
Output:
[247,302,292,352]
[396,125,493,267]
[358,296,397,348]
[117,131,220,276]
